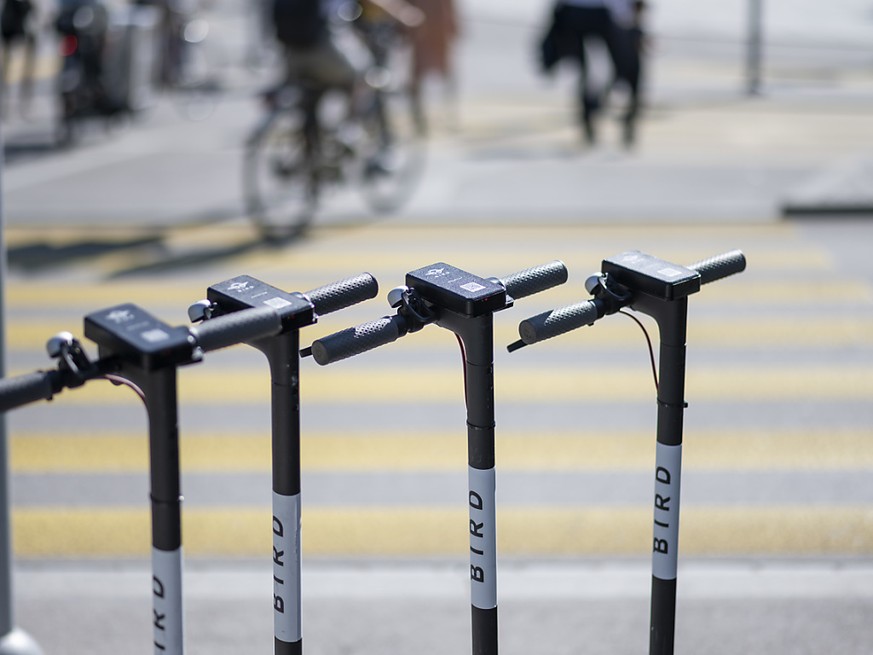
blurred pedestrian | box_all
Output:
[406,0,457,133]
[540,0,621,144]
[538,0,622,144]
[1,0,37,118]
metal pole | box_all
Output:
[0,104,44,655]
[646,300,689,655]
[260,336,304,655]
[746,0,765,95]
[462,320,499,655]
[437,312,499,655]
[138,369,185,655]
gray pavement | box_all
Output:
[3,7,873,227]
[12,559,873,655]
[783,157,873,215]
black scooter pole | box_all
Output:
[602,253,747,655]
[439,310,499,654]
[190,273,378,655]
[84,303,284,655]
[512,250,747,655]
[309,261,568,655]
[403,264,518,653]
[630,293,687,655]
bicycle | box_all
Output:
[305,260,569,655]
[509,249,747,655]
[243,5,425,240]
[0,302,288,655]
[187,272,379,655]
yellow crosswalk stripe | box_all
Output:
[10,430,873,473]
[221,247,830,277]
[5,278,863,310]
[5,316,873,352]
[5,365,869,405]
[0,223,805,248]
[2,226,813,273]
[13,506,873,557]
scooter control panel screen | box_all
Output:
[208,275,314,329]
[407,263,506,317]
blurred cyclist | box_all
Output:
[271,0,422,115]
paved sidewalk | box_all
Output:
[782,157,873,215]
[3,15,873,228]
[14,558,873,655]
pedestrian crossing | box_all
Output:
[12,429,873,473]
[4,221,873,559]
[3,365,872,404]
[12,506,873,558]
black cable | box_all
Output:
[618,310,658,393]
[102,374,147,403]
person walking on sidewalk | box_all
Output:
[540,0,623,144]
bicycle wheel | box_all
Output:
[243,107,319,239]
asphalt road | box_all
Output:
[2,3,873,653]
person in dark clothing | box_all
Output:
[271,0,422,130]
[272,0,421,92]
[547,0,623,144]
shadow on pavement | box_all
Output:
[5,200,314,278]
[106,230,304,279]
[2,134,63,165]
[102,201,403,278]
[5,192,418,284]
[7,235,167,272]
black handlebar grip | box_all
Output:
[518,300,600,345]
[190,305,283,352]
[688,250,747,285]
[306,273,379,316]
[500,260,569,300]
[0,371,58,412]
[311,315,406,365]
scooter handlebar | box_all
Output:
[500,260,568,300]
[189,305,283,352]
[0,370,60,413]
[306,273,379,316]
[688,249,747,285]
[518,300,600,345]
[310,315,407,365]
[515,250,746,347]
